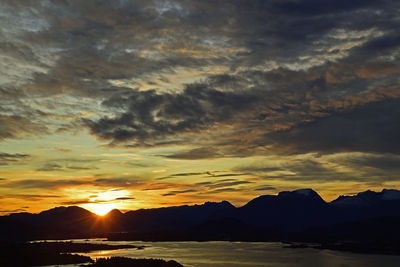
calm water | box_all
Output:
[44,239,400,267]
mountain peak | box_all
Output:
[278,188,323,200]
[381,189,400,200]
[39,206,67,215]
[294,188,317,196]
[331,189,400,206]
[38,206,94,217]
[203,200,235,209]
[106,209,124,216]
[357,190,377,197]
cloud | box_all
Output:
[345,153,400,171]
[209,188,242,193]
[163,147,222,160]
[0,0,399,202]
[0,0,398,148]
[94,177,141,188]
[60,199,95,205]
[3,179,90,189]
[159,171,211,180]
[159,170,249,180]
[266,99,400,155]
[36,163,62,171]
[233,151,400,184]
[0,115,48,141]
[207,180,252,189]
[1,176,141,190]
[0,152,30,165]
[161,179,252,196]
[36,162,98,172]
[234,155,352,182]
[83,63,400,158]
[115,197,135,200]
[60,196,135,205]
[0,208,27,214]
[2,194,62,201]
[255,186,277,191]
[162,189,198,197]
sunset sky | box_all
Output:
[1,0,399,215]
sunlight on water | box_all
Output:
[43,239,400,267]
[55,240,400,267]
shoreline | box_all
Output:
[0,241,180,266]
[20,238,400,257]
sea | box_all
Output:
[41,239,400,267]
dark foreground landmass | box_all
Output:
[0,242,180,267]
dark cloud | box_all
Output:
[61,196,135,205]
[0,0,399,192]
[36,163,97,172]
[0,208,27,214]
[0,115,48,141]
[207,180,252,189]
[36,158,101,172]
[36,163,62,171]
[0,152,30,165]
[2,177,140,189]
[159,171,249,180]
[162,179,252,195]
[233,151,400,184]
[115,197,135,200]
[346,154,400,171]
[209,188,242,193]
[266,99,400,155]
[159,171,211,180]
[255,186,276,191]
[235,157,354,182]
[0,0,398,148]
[211,173,251,178]
[195,181,213,186]
[162,189,198,197]
[83,64,400,158]
[4,179,89,189]
[163,147,222,160]
[84,82,264,146]
[186,179,254,195]
[60,199,96,205]
[330,153,400,181]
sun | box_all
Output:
[80,189,131,215]
[90,204,116,216]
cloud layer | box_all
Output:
[0,0,399,213]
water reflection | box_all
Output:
[58,240,400,267]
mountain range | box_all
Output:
[2,188,400,242]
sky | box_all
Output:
[0,0,399,215]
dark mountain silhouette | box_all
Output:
[238,188,329,231]
[1,206,103,240]
[123,200,235,232]
[329,189,400,224]
[2,188,400,244]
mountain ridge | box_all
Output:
[2,188,400,242]
[7,188,399,216]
